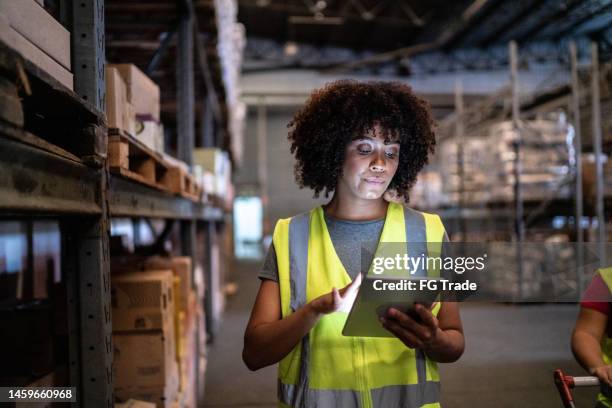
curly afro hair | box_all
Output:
[288,80,437,202]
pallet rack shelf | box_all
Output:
[0,1,231,406]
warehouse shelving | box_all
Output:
[0,1,233,406]
[416,41,611,299]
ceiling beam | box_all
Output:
[515,0,584,44]
[479,0,547,46]
[551,1,612,41]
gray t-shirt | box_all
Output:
[259,211,385,281]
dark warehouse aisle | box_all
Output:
[203,260,277,408]
[204,260,599,408]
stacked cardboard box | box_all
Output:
[111,64,160,122]
[140,257,199,407]
[483,120,571,202]
[106,67,135,136]
[106,63,163,154]
[193,148,233,206]
[0,1,72,89]
[438,137,492,206]
[438,118,571,205]
[112,270,179,408]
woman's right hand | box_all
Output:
[591,365,612,386]
[309,273,362,315]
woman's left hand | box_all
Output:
[380,303,442,350]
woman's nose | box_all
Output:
[369,153,386,173]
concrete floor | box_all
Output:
[204,260,599,408]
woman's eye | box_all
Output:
[385,150,398,158]
[357,145,372,154]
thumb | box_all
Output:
[332,287,341,306]
[340,274,362,297]
[350,273,362,292]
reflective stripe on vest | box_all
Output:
[273,203,445,408]
[595,268,612,408]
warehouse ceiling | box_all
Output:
[239,0,612,73]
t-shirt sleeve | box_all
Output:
[581,273,610,315]
[258,242,279,282]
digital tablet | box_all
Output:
[342,275,441,337]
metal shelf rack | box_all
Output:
[0,1,231,406]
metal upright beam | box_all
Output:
[201,96,215,148]
[570,41,584,290]
[591,42,606,266]
[71,0,105,111]
[454,80,467,241]
[61,200,113,408]
[176,2,195,167]
[68,1,113,406]
[203,221,217,342]
[510,41,525,299]
[257,100,268,196]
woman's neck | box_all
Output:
[324,194,389,221]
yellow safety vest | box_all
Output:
[595,267,612,408]
[272,202,446,408]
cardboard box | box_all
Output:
[177,312,197,393]
[142,257,192,314]
[135,119,164,153]
[0,14,72,90]
[115,370,179,408]
[115,400,157,408]
[113,331,177,389]
[127,103,136,135]
[192,148,227,176]
[110,64,160,121]
[0,0,71,69]
[106,67,129,131]
[192,148,231,197]
[111,270,175,332]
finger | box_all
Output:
[332,287,341,307]
[347,274,362,291]
[605,370,612,387]
[346,274,362,295]
[340,274,362,298]
[415,304,439,331]
[382,318,422,348]
[386,308,430,340]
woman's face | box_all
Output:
[337,126,400,201]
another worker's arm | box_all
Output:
[242,274,361,371]
[381,301,465,363]
[571,306,612,385]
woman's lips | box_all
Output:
[364,177,385,185]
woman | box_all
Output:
[572,267,612,408]
[243,80,465,408]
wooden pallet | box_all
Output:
[108,128,203,201]
[163,164,201,201]
[108,128,170,191]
